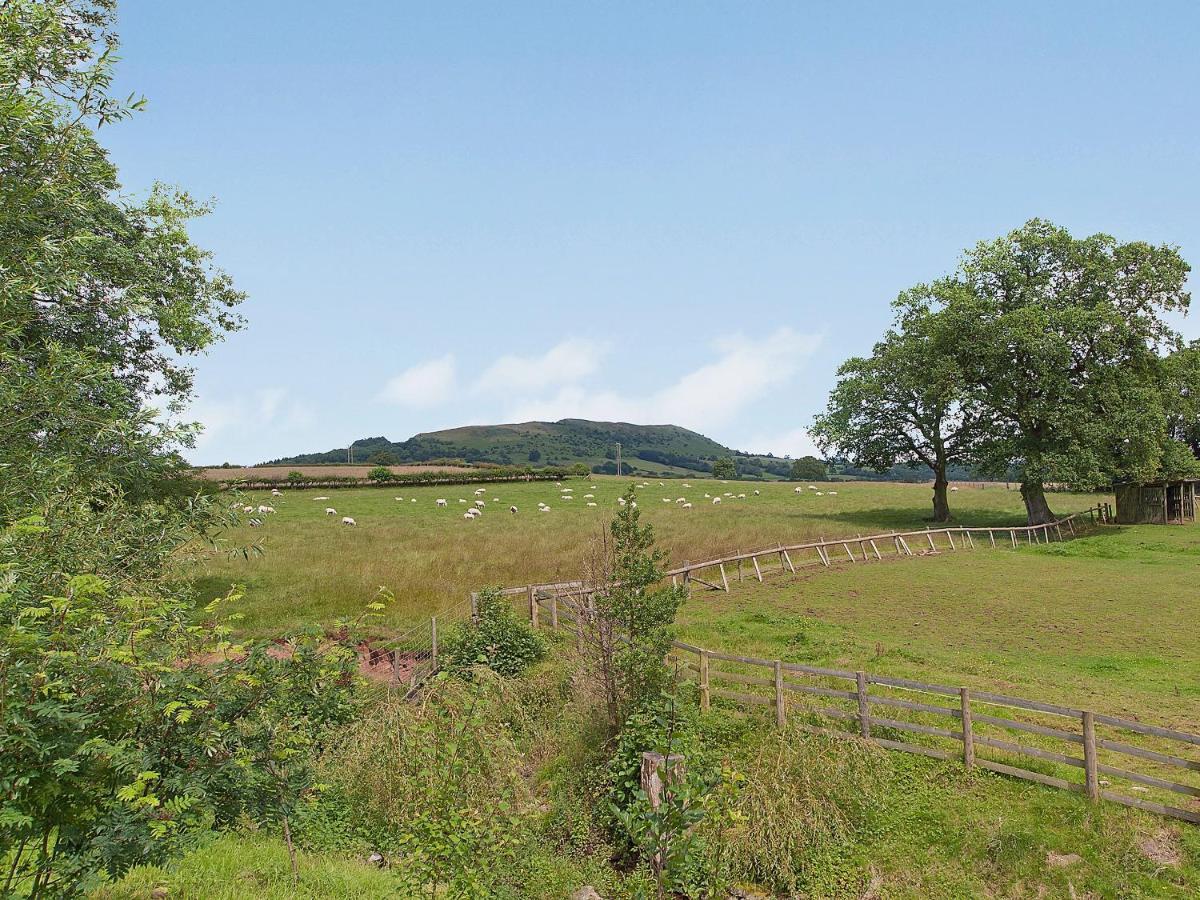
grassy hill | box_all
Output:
[264,418,796,478]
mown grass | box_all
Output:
[192,477,1105,635]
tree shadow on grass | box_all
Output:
[804,507,1035,532]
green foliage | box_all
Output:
[315,677,531,898]
[365,451,399,466]
[788,456,828,482]
[583,489,687,732]
[528,448,542,462]
[711,458,737,480]
[441,588,546,678]
[287,470,306,484]
[895,219,1193,521]
[366,465,393,484]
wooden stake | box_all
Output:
[988,529,996,548]
[470,591,478,618]
[926,530,937,551]
[869,539,882,560]
[960,687,975,770]
[699,650,710,710]
[782,548,796,574]
[1083,711,1099,801]
[752,555,763,582]
[736,553,743,582]
[551,594,559,629]
[856,671,870,738]
[719,563,730,593]
[946,530,956,551]
[528,585,538,628]
[843,542,857,561]
[774,660,785,727]
[1010,529,1017,547]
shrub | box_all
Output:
[366,465,393,483]
[287,470,305,484]
[441,589,546,678]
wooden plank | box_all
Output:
[780,661,856,679]
[1083,711,1099,801]
[856,671,871,738]
[843,542,857,562]
[708,649,774,667]
[1101,790,1200,825]
[673,640,705,653]
[972,713,1083,744]
[866,694,962,717]
[1097,738,1200,771]
[961,688,975,770]
[871,736,955,761]
[699,650,710,711]
[871,715,963,740]
[867,674,959,696]
[869,539,883,560]
[1096,764,1200,798]
[712,687,772,706]
[974,735,1085,769]
[774,661,785,727]
[690,575,723,591]
[752,555,763,582]
[719,563,730,593]
[1093,714,1200,747]
[782,548,796,574]
[898,535,913,556]
[971,691,1082,718]
[782,682,857,700]
[975,758,1085,794]
[709,669,774,688]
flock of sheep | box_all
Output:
[242,480,847,530]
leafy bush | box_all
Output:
[441,589,546,678]
[366,465,393,483]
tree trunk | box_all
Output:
[931,468,951,523]
[1020,480,1055,525]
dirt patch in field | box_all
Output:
[1138,829,1183,868]
[186,637,426,685]
[193,464,471,481]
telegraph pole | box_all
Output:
[615,442,621,477]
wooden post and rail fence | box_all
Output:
[391,502,1200,826]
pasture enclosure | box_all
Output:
[196,478,1109,635]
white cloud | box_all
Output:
[474,338,608,393]
[736,426,823,459]
[506,327,822,432]
[376,354,457,408]
[188,387,315,453]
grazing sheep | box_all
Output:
[555,482,562,487]
[257,505,275,514]
[436,498,448,507]
[562,495,573,500]
[510,505,518,514]
[682,502,692,509]
[243,505,255,513]
[467,508,480,517]
[475,500,485,508]
[950,486,959,492]
[411,499,416,503]
[493,497,500,502]
[737,493,746,499]
[754,489,760,495]
[463,512,473,519]
[591,485,597,489]
[270,489,281,496]
[584,494,594,499]
[561,487,573,493]
[704,493,710,498]
[458,499,466,504]
[794,487,803,494]
[808,485,818,490]
[325,507,337,516]
[618,497,627,505]
[675,497,686,503]
[682,483,691,488]
[723,492,733,497]
[630,501,637,508]
[475,488,486,495]
[815,491,825,496]
[341,516,357,526]
[313,496,330,501]
[395,497,404,501]
[587,502,597,507]
[539,506,551,512]
[828,490,838,495]
[712,497,722,504]
[662,498,672,503]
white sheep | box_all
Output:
[737,493,746,499]
[754,490,760,495]
[704,493,710,498]
[539,506,551,513]
[808,485,818,490]
[493,497,500,502]
[723,492,733,497]
[682,502,692,509]
[341,516,357,526]
[411,498,416,502]
[675,497,686,503]
[712,497,722,504]
[467,508,480,517]
[950,486,959,492]
[816,491,825,496]
[562,495,573,500]
[313,496,330,501]
[587,502,597,507]
[325,507,337,516]
[510,505,518,514]
[458,499,466,504]
[662,498,672,503]
[682,483,691,488]
[475,500,485,508]
[584,494,595,499]
[630,501,637,508]
[794,487,803,494]
[475,488,486,495]
[618,497,627,505]
[270,489,281,496]
[555,482,562,487]
[243,505,255,513]
[395,497,404,501]
[258,505,275,514]
[828,490,838,495]
[561,487,573,493]
[436,499,448,507]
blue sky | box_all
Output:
[105,2,1200,464]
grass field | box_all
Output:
[192,478,1107,635]
[193,463,470,481]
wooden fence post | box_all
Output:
[719,563,730,593]
[1082,711,1099,801]
[736,553,743,581]
[960,687,975,770]
[752,555,763,582]
[528,585,538,628]
[856,671,870,738]
[470,591,478,618]
[945,530,956,551]
[699,650,710,710]
[926,529,936,551]
[430,616,438,673]
[550,593,559,629]
[641,751,686,880]
[774,660,785,728]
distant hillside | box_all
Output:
[263,419,797,479]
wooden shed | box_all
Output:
[1113,478,1199,524]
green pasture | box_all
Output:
[192,477,1106,635]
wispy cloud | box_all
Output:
[474,338,608,393]
[189,387,316,451]
[376,354,458,408]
